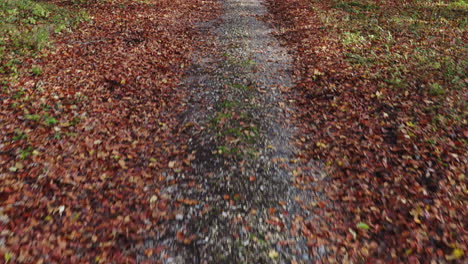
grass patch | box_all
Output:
[429,82,444,96]
[333,0,378,14]
[231,83,251,91]
[0,0,88,75]
[19,145,33,160]
[330,0,467,94]
[30,65,42,76]
[210,97,261,158]
[217,100,239,110]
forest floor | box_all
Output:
[0,0,466,263]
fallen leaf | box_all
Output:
[268,249,279,259]
[356,222,370,230]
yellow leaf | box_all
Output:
[118,159,127,169]
[5,252,12,263]
[446,248,464,260]
[313,69,324,76]
[268,249,279,259]
[168,161,176,168]
[293,168,301,177]
[410,206,422,224]
[316,142,327,148]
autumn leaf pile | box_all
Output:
[266,0,466,262]
[0,0,218,262]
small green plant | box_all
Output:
[12,88,25,99]
[43,115,58,126]
[19,146,33,160]
[216,145,240,156]
[345,53,374,65]
[341,31,367,46]
[219,100,238,110]
[210,112,233,126]
[25,113,40,121]
[450,0,468,8]
[31,65,42,76]
[386,75,406,89]
[239,59,256,67]
[333,0,377,14]
[53,132,61,139]
[429,83,444,96]
[12,130,26,141]
[231,83,250,91]
[69,116,81,126]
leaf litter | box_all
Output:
[0,0,466,263]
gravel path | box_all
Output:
[137,0,326,263]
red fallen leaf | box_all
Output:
[144,248,153,257]
[361,119,371,127]
[266,217,285,230]
[177,198,199,205]
[301,224,313,237]
[154,246,164,255]
[317,201,326,209]
[176,231,196,245]
[268,208,276,215]
[157,200,168,211]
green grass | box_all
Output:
[0,0,88,75]
[19,145,33,159]
[429,82,445,96]
[331,0,467,94]
[30,65,42,76]
[12,129,26,141]
[209,96,261,158]
[43,114,58,126]
[231,83,251,91]
[333,0,378,14]
[210,112,233,126]
[24,113,40,121]
[218,100,238,110]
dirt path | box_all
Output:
[137,0,326,263]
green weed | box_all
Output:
[0,0,88,74]
[429,83,444,96]
[12,129,26,141]
[43,114,58,126]
[341,32,367,46]
[25,113,40,121]
[19,146,33,159]
[231,83,250,91]
[30,65,42,76]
